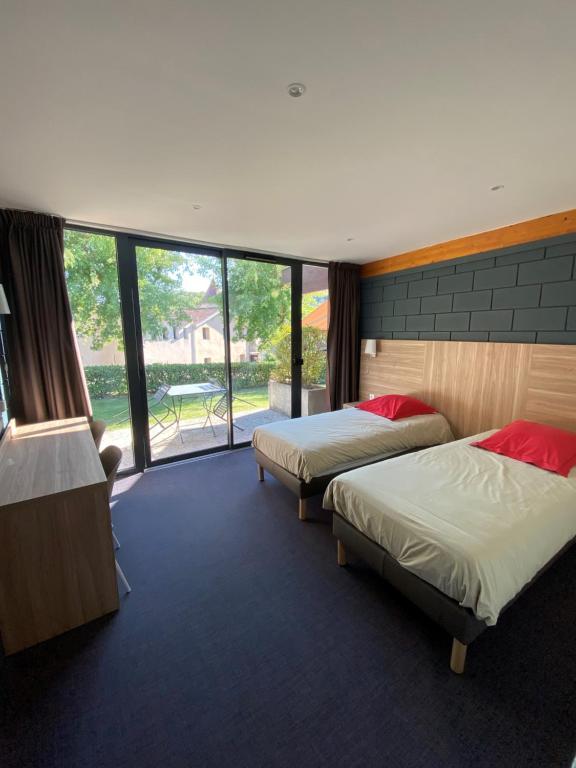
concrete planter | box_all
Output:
[268,380,330,417]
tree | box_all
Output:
[65,231,326,354]
[302,290,328,317]
[64,231,201,348]
[196,257,291,347]
[135,247,202,341]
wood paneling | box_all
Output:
[361,340,427,394]
[523,346,576,432]
[361,208,576,277]
[360,340,576,438]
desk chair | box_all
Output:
[89,421,119,547]
[99,445,131,594]
[89,419,107,450]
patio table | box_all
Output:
[166,382,227,438]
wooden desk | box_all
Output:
[0,417,119,654]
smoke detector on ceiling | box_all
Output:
[287,83,306,98]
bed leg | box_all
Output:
[257,464,264,482]
[298,499,307,521]
[450,639,467,674]
[337,540,347,566]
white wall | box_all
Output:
[78,315,256,367]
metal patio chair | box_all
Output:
[203,391,245,436]
[114,383,176,441]
[207,377,259,412]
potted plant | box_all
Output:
[268,326,329,416]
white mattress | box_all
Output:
[252,408,454,483]
[323,433,576,625]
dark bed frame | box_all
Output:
[332,512,576,673]
[254,446,420,521]
[254,447,352,521]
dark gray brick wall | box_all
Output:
[492,285,541,309]
[517,255,573,285]
[435,312,469,332]
[421,294,453,313]
[360,233,576,345]
[452,290,491,311]
[470,310,513,331]
[408,278,438,297]
[394,298,420,316]
[540,281,576,307]
[473,265,517,290]
[513,307,566,331]
[437,272,473,294]
[406,314,435,331]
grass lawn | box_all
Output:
[92,385,269,431]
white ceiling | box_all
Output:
[1,1,575,263]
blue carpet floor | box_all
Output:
[1,447,575,768]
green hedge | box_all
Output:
[84,362,276,398]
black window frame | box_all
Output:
[65,223,328,475]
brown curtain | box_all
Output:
[0,209,91,423]
[327,261,361,410]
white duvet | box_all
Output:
[252,408,454,483]
[323,433,576,625]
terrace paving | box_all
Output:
[101,406,288,470]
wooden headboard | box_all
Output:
[360,340,576,438]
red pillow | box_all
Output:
[356,394,436,421]
[471,420,576,477]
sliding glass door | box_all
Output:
[64,227,327,473]
[134,244,228,462]
[64,230,135,471]
[225,254,294,445]
[300,266,329,416]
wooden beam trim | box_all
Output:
[361,208,576,278]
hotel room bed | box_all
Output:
[323,432,576,672]
[252,407,454,519]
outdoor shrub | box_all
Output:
[84,361,276,398]
[270,326,327,387]
[144,362,275,392]
[84,365,127,398]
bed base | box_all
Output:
[334,513,576,674]
[254,447,418,521]
[333,514,486,674]
[254,447,357,521]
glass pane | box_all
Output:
[135,247,227,461]
[301,266,329,416]
[64,230,135,471]
[226,257,291,442]
[0,323,8,431]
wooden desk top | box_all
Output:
[0,417,106,507]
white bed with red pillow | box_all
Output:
[252,396,454,483]
[324,421,576,625]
